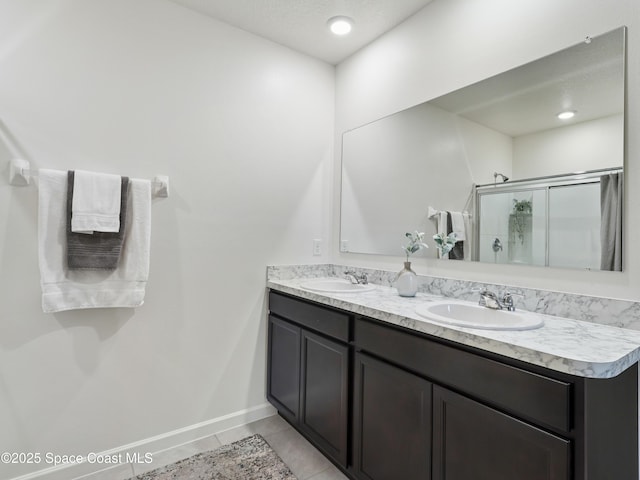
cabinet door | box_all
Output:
[353,352,431,480]
[300,330,349,466]
[267,315,301,423]
[432,385,570,480]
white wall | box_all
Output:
[340,102,511,256]
[334,0,640,300]
[0,1,334,477]
[513,114,624,179]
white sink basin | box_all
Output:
[415,300,544,331]
[301,279,376,293]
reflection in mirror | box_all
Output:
[340,27,625,271]
[476,168,622,270]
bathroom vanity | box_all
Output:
[267,277,640,480]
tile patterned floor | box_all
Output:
[83,415,349,480]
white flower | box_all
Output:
[433,232,458,256]
[402,231,429,261]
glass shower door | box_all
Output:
[547,182,601,269]
[477,189,546,265]
[476,169,618,269]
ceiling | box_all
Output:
[166,1,623,137]
[168,0,434,64]
[430,28,625,137]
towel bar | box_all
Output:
[8,158,169,198]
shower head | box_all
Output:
[494,172,509,183]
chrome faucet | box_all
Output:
[502,292,517,311]
[344,270,368,285]
[478,289,504,309]
[478,289,520,311]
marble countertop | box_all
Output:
[268,277,640,379]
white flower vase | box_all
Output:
[396,261,418,297]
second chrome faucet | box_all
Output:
[478,289,521,311]
[344,270,368,285]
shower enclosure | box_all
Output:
[475,168,622,270]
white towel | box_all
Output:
[462,212,472,261]
[427,205,449,260]
[71,169,122,234]
[38,169,151,313]
[450,211,466,241]
[427,207,445,235]
[427,206,449,259]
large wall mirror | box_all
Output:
[340,26,626,271]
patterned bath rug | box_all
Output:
[132,434,297,480]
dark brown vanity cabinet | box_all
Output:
[267,292,350,467]
[268,291,639,480]
[432,386,570,480]
[354,316,638,480]
[267,315,301,422]
[353,352,432,480]
[300,329,349,465]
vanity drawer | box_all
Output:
[355,318,572,433]
[269,291,350,342]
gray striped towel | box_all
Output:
[67,170,129,270]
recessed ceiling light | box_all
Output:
[328,16,354,36]
[557,110,576,120]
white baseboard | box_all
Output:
[9,402,277,480]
